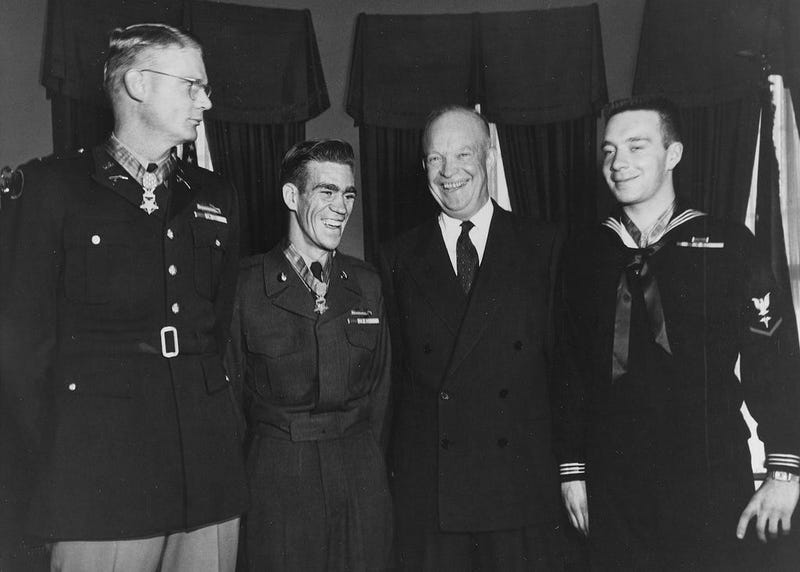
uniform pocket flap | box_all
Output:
[344,322,379,351]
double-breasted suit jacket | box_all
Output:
[0,146,248,541]
[379,205,563,534]
[228,246,392,571]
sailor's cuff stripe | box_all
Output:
[766,454,800,472]
[560,462,586,476]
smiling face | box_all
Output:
[602,109,682,213]
[424,110,495,220]
[284,160,356,260]
[136,45,211,149]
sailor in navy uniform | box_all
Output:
[553,97,800,571]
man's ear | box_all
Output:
[282,182,299,212]
[666,141,683,171]
[123,69,146,102]
[485,146,497,171]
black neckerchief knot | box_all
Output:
[612,238,672,382]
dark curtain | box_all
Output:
[496,115,602,232]
[187,2,329,257]
[49,94,113,154]
[205,120,305,256]
[671,96,762,222]
[633,0,781,222]
[359,125,432,262]
[348,6,607,260]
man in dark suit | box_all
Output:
[228,139,393,571]
[380,105,570,571]
[0,23,247,571]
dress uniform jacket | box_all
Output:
[379,205,564,537]
[0,146,248,541]
[228,246,392,571]
[553,210,800,570]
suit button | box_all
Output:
[166,228,174,240]
[168,264,178,276]
[67,382,77,391]
[440,391,450,401]
[91,234,101,245]
[497,438,509,448]
[171,302,180,314]
[440,438,450,450]
[423,344,432,354]
[499,389,509,398]
[513,340,523,350]
[214,238,221,247]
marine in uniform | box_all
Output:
[227,139,392,571]
[554,97,800,571]
[0,24,247,571]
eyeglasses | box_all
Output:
[138,69,212,100]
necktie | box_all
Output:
[611,239,672,382]
[457,220,478,294]
[310,261,324,281]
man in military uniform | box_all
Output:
[228,139,392,571]
[0,23,247,571]
[554,96,800,570]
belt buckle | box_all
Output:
[160,326,179,358]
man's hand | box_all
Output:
[561,480,589,536]
[736,476,800,542]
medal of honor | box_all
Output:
[312,282,328,314]
[140,166,159,215]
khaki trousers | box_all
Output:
[50,517,239,572]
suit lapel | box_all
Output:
[445,208,516,381]
[262,249,317,321]
[404,219,466,336]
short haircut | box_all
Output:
[103,23,202,99]
[279,139,355,191]
[422,104,491,155]
[603,96,683,146]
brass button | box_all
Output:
[168,264,177,276]
[91,234,101,245]
[171,302,180,314]
[68,382,77,391]
[167,228,174,239]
